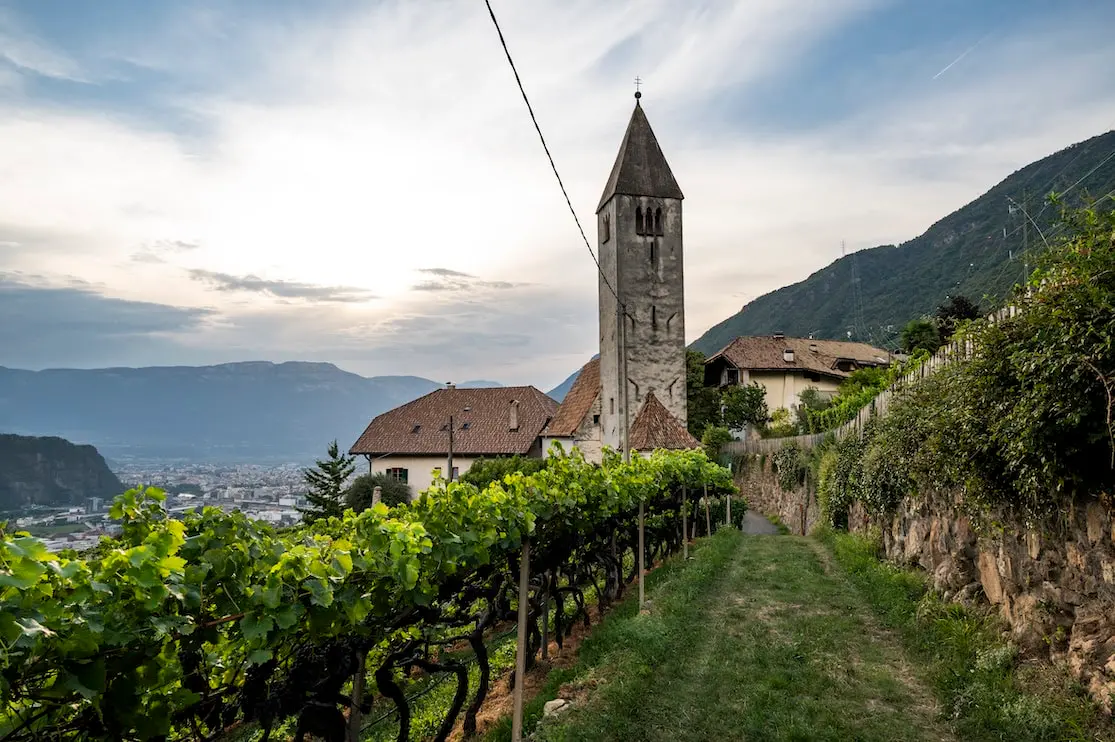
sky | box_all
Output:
[2,0,1115,390]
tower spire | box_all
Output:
[596,100,682,212]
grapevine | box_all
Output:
[0,445,735,741]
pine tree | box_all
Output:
[299,440,355,523]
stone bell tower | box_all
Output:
[597,93,687,453]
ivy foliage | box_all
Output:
[0,445,735,740]
[815,201,1115,524]
[772,444,809,492]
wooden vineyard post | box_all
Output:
[682,486,688,559]
[726,492,732,528]
[347,650,366,742]
[704,484,711,535]
[512,539,530,742]
[638,501,645,609]
[540,586,549,661]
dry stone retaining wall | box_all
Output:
[734,459,1115,713]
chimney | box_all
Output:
[783,348,795,363]
[772,332,785,340]
[445,381,456,390]
[509,400,520,431]
[809,343,818,353]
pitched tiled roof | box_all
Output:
[628,392,700,451]
[349,386,558,456]
[597,101,684,212]
[707,336,892,380]
[544,357,600,437]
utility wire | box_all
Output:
[482,0,629,319]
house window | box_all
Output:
[602,214,611,242]
[654,207,663,235]
[451,466,460,481]
[635,207,644,235]
[386,467,408,484]
[410,424,421,434]
[592,414,600,425]
[432,466,442,479]
[726,368,740,385]
[805,372,821,382]
[460,422,470,430]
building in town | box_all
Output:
[349,384,558,496]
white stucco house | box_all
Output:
[348,384,558,497]
[703,334,893,418]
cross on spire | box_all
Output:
[634,76,642,100]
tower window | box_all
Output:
[610,397,615,414]
[652,305,657,329]
[649,241,657,265]
[654,207,663,235]
[635,207,644,235]
[602,214,610,243]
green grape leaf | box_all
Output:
[0,558,46,589]
[17,617,55,637]
[306,578,333,607]
[248,648,273,665]
[240,613,274,642]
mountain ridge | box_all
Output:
[0,361,504,463]
[692,129,1115,354]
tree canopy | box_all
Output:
[298,440,355,523]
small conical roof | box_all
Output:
[597,100,684,213]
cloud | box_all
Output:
[411,268,526,293]
[0,273,213,368]
[0,12,86,82]
[187,269,378,303]
[1,1,1114,390]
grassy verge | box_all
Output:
[483,529,743,741]
[820,528,1112,742]
[513,531,963,742]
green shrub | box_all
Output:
[345,472,411,509]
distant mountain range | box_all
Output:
[0,362,500,463]
[0,434,123,510]
[692,129,1115,354]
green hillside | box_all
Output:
[692,130,1115,354]
[0,434,124,510]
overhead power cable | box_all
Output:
[482,0,629,318]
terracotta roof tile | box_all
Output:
[628,392,700,451]
[349,386,558,457]
[706,336,892,380]
[544,357,600,437]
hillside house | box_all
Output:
[704,334,893,417]
[348,384,558,497]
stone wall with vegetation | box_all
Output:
[736,202,1115,712]
[732,452,819,536]
[849,493,1115,712]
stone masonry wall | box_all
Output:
[733,456,820,536]
[735,458,1115,713]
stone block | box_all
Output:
[979,551,1004,604]
[1027,530,1041,560]
[1087,502,1105,544]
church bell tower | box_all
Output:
[597,93,687,453]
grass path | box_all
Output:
[534,531,955,742]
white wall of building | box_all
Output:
[365,455,481,498]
